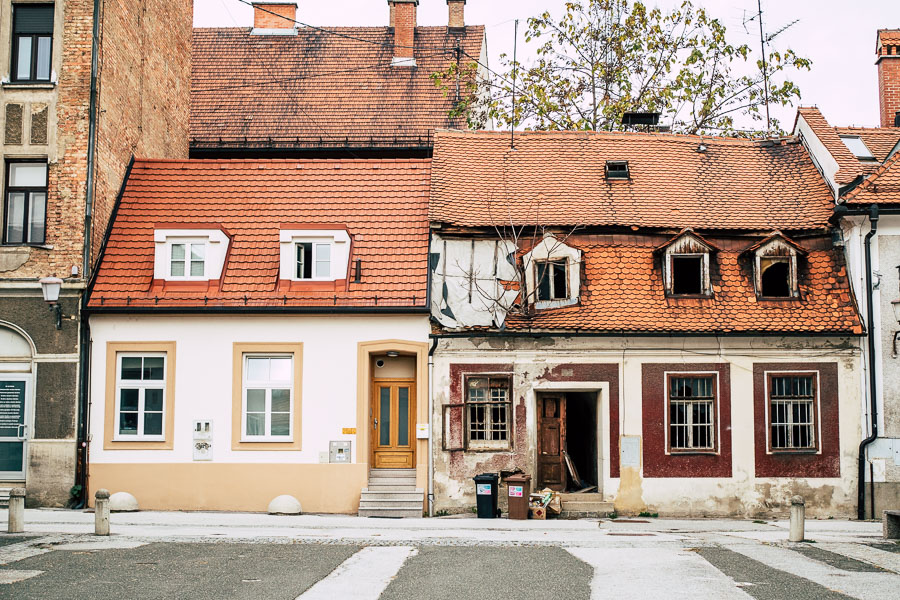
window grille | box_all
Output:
[668,375,715,451]
[466,376,511,448]
[769,374,816,450]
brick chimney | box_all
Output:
[876,29,900,128]
[252,1,297,30]
[448,0,465,30]
[391,0,418,67]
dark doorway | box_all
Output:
[564,392,598,488]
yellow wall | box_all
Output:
[89,463,367,513]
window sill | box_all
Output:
[767,448,819,455]
[667,449,718,455]
[466,444,512,452]
[1,243,52,250]
[240,437,294,443]
[2,81,56,89]
[113,436,165,443]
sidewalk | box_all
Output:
[1,508,886,547]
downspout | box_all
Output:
[428,336,438,517]
[73,0,103,509]
[858,204,879,520]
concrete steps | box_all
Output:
[559,493,614,518]
[358,469,423,518]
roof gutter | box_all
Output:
[84,305,431,315]
[858,204,879,520]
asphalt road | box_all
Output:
[0,534,898,599]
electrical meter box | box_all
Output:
[193,420,213,461]
[329,441,351,463]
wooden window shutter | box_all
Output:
[442,404,465,451]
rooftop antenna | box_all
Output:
[755,0,771,136]
[511,19,519,149]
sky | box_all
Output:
[193,0,900,130]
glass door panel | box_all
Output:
[0,379,27,478]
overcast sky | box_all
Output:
[194,0,900,130]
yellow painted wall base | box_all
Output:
[88,463,368,513]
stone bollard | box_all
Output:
[789,495,805,542]
[7,487,25,533]
[95,489,110,536]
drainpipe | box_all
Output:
[83,0,102,279]
[427,336,438,517]
[858,204,879,520]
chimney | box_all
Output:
[388,1,395,28]
[876,29,900,128]
[448,0,465,30]
[252,1,297,30]
[391,0,417,67]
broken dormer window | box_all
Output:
[671,255,705,295]
[535,259,568,301]
[657,229,716,298]
[749,234,802,299]
[605,160,629,180]
[760,257,791,297]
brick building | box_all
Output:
[0,0,190,506]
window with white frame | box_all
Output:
[535,259,568,301]
[115,353,165,440]
[295,241,331,280]
[169,240,206,278]
[769,373,817,451]
[242,354,293,440]
[3,161,48,245]
[667,374,716,452]
[466,376,511,449]
[668,254,709,296]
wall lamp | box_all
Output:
[39,277,63,329]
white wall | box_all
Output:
[89,313,428,465]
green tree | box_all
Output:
[433,0,810,135]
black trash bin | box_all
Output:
[473,473,499,518]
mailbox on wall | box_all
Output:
[329,441,351,463]
[193,420,213,461]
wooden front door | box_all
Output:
[371,379,415,469]
[537,394,566,491]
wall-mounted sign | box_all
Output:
[415,424,429,439]
[509,485,524,497]
[476,484,492,496]
[342,427,357,435]
[0,381,25,437]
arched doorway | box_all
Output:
[0,324,34,481]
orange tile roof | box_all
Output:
[845,152,900,205]
[834,127,900,163]
[430,130,835,231]
[503,238,862,335]
[191,26,484,150]
[87,159,430,309]
[796,107,864,185]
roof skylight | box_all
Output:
[839,135,876,160]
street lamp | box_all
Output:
[39,277,63,329]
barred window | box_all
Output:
[667,374,716,452]
[769,374,817,451]
[466,376,511,449]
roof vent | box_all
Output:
[605,160,629,180]
[621,112,667,132]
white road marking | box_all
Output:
[725,542,900,600]
[295,545,417,600]
[567,547,752,600]
[52,540,147,551]
[0,569,43,584]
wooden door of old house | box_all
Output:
[537,394,566,490]
[371,379,416,469]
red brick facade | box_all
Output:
[393,0,417,59]
[253,2,296,29]
[448,0,465,29]
[877,29,900,128]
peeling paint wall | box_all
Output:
[432,335,861,517]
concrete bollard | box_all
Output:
[789,495,805,542]
[7,487,25,534]
[95,489,110,536]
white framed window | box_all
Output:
[534,259,568,301]
[666,373,718,453]
[767,372,818,452]
[295,241,332,279]
[666,253,711,296]
[242,354,294,441]
[169,240,206,279]
[523,235,581,309]
[114,353,166,441]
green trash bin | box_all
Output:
[473,473,499,518]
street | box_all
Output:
[0,510,898,599]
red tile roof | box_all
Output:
[834,127,900,163]
[845,152,900,205]
[191,26,485,150]
[87,159,430,309]
[502,237,862,335]
[430,130,835,231]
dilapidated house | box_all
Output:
[428,129,865,517]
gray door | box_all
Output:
[0,377,29,479]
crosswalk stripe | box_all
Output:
[724,542,900,600]
[295,546,416,600]
[566,547,751,599]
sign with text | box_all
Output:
[476,484,492,496]
[0,381,25,437]
[508,485,524,497]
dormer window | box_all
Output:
[747,232,803,299]
[280,228,351,282]
[296,242,331,280]
[154,229,229,282]
[170,241,205,279]
[605,160,629,180]
[535,259,568,301]
[657,229,716,297]
[524,235,581,309]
